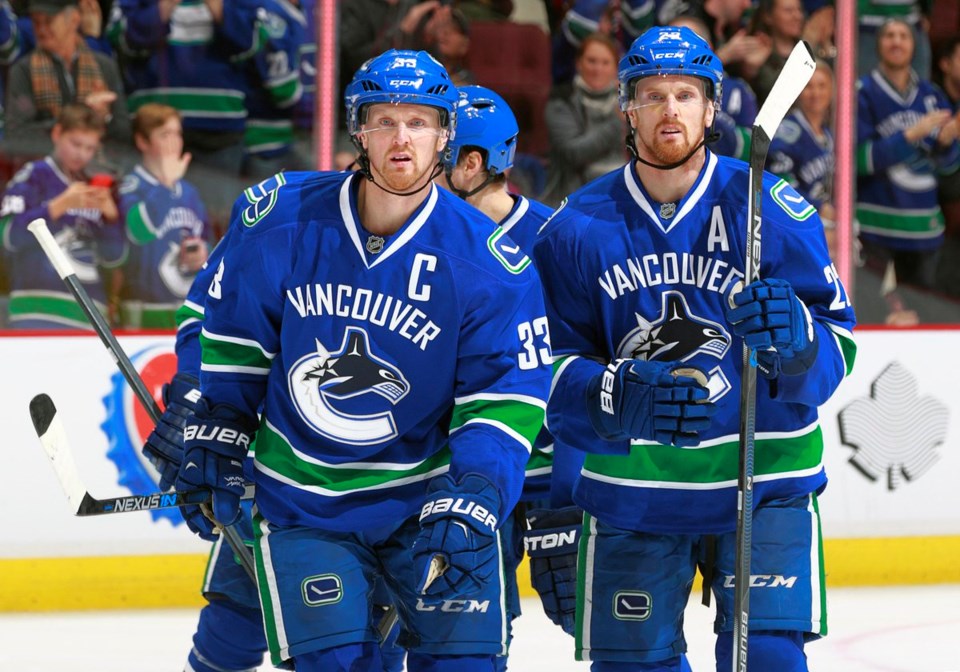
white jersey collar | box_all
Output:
[622,151,718,234]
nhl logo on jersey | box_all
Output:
[366,235,385,254]
[659,202,676,219]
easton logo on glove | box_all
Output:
[420,497,498,532]
[524,529,578,553]
[183,424,252,448]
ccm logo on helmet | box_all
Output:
[390,78,423,88]
[654,51,686,59]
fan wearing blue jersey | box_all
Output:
[533,26,857,671]
[436,84,560,658]
[856,18,960,316]
[168,50,551,672]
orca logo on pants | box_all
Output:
[302,574,343,607]
[613,591,652,621]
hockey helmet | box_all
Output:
[446,86,519,175]
[344,49,460,140]
[618,26,723,112]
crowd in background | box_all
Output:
[0,0,957,330]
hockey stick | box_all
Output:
[731,41,816,672]
[29,391,403,642]
[27,218,256,582]
[30,392,255,515]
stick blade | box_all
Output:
[754,40,817,139]
[29,393,87,515]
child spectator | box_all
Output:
[0,102,125,328]
[117,103,210,329]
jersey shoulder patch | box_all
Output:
[239,172,289,228]
[769,179,816,221]
[487,225,532,274]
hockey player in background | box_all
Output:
[117,104,211,329]
[166,49,551,671]
[533,26,857,671]
[0,102,125,328]
[435,84,555,664]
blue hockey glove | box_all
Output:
[524,506,582,636]
[726,278,819,378]
[142,373,200,491]
[412,473,501,604]
[175,398,254,542]
[585,360,715,446]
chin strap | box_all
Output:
[625,125,720,171]
[351,136,444,197]
[444,167,498,200]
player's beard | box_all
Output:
[641,122,700,165]
[372,147,435,193]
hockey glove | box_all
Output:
[175,398,254,542]
[413,473,501,604]
[142,373,200,491]
[585,360,715,447]
[726,278,819,378]
[524,506,582,636]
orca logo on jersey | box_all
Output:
[617,291,732,401]
[288,327,411,445]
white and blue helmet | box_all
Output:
[447,85,519,175]
[618,26,724,113]
[344,49,460,140]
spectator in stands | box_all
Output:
[768,59,837,259]
[4,0,129,161]
[107,0,267,219]
[116,103,210,329]
[456,0,512,22]
[543,31,624,206]
[857,18,959,322]
[858,0,931,79]
[241,0,307,182]
[430,6,473,87]
[0,0,24,141]
[0,103,125,328]
[668,14,758,161]
[551,0,655,85]
[743,0,804,106]
[935,35,960,298]
[339,0,439,103]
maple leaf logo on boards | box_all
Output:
[838,362,949,490]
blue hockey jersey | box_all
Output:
[768,110,835,210]
[856,69,960,251]
[0,158,126,328]
[197,171,551,532]
[534,152,857,534]
[119,164,210,327]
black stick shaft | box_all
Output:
[28,219,257,582]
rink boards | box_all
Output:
[1,329,958,611]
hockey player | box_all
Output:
[169,49,551,671]
[118,104,210,329]
[436,84,556,660]
[533,26,857,671]
[0,102,125,328]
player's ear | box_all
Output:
[704,100,715,129]
[436,131,448,154]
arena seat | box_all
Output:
[466,21,552,157]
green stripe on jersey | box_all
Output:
[125,202,157,244]
[856,205,943,238]
[254,421,451,494]
[128,89,247,119]
[200,330,274,372]
[8,291,102,328]
[583,425,823,487]
[176,301,204,329]
[450,396,545,450]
